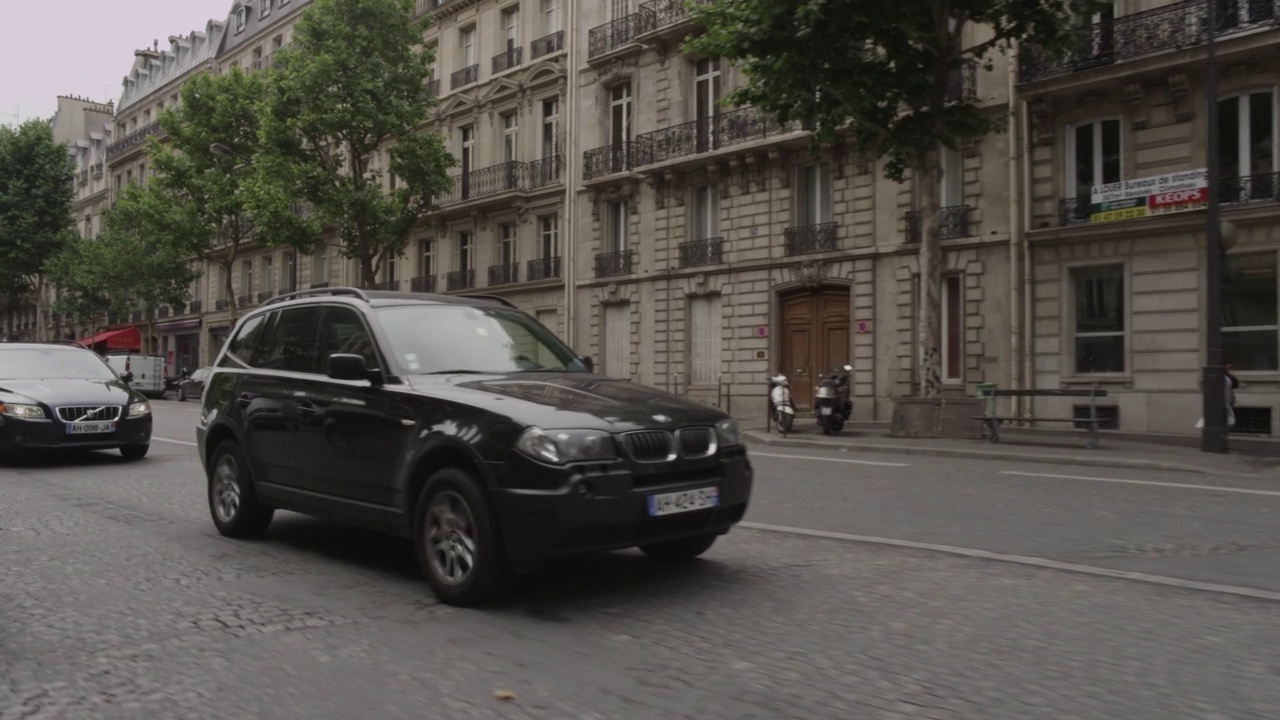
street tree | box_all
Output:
[0,120,75,338]
[259,0,454,288]
[686,0,1103,397]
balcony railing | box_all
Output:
[638,0,711,31]
[1019,0,1279,84]
[215,299,229,311]
[237,295,253,307]
[158,306,171,319]
[493,47,522,74]
[439,161,528,204]
[427,78,440,96]
[594,249,634,277]
[589,14,646,58]
[679,237,723,268]
[531,30,564,59]
[92,162,103,178]
[412,0,453,17]
[257,291,274,303]
[106,121,162,159]
[188,300,203,314]
[446,269,475,291]
[906,206,972,241]
[783,222,839,256]
[529,155,563,188]
[633,106,800,167]
[1057,172,1280,226]
[527,256,562,281]
[946,61,978,103]
[451,64,479,89]
[488,263,519,286]
[411,275,436,293]
[583,141,648,180]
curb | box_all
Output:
[743,431,1253,477]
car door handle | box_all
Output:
[297,402,318,415]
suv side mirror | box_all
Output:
[328,353,380,383]
[578,355,594,373]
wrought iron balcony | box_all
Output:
[438,161,528,205]
[451,64,479,89]
[638,0,711,38]
[446,269,475,291]
[158,306,171,319]
[594,249,635,277]
[679,237,723,268]
[257,291,275,303]
[527,256,561,281]
[1019,0,1279,84]
[531,30,564,59]
[188,300,203,314]
[1221,171,1280,205]
[410,275,436,293]
[634,106,801,167]
[945,61,978,103]
[529,155,563,188]
[493,47,522,74]
[783,222,839,256]
[131,311,144,323]
[412,0,452,17]
[1058,197,1091,226]
[488,263,519,286]
[589,14,647,58]
[906,205,973,241]
[583,142,649,180]
[106,121,162,159]
[92,162,103,178]
[215,299,229,311]
[427,78,440,96]
[237,295,253,307]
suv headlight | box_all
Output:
[715,418,742,447]
[127,401,151,417]
[0,403,45,419]
[516,427,617,464]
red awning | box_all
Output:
[78,326,142,352]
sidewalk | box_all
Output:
[743,421,1280,477]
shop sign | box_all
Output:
[1089,168,1207,223]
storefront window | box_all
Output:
[1223,252,1278,371]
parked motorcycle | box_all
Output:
[768,372,796,435]
[163,368,190,397]
[814,364,854,435]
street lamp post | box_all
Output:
[1201,0,1228,454]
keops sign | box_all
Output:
[1089,169,1208,223]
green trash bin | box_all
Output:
[975,383,997,418]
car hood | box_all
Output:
[0,378,138,408]
[403,372,727,431]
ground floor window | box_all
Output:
[1223,252,1278,371]
[943,275,964,382]
[604,302,631,379]
[1072,264,1126,374]
[688,294,722,386]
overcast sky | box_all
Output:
[1,0,233,125]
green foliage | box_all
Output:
[0,120,75,313]
[259,0,454,286]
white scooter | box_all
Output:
[768,372,796,435]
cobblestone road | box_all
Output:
[2,405,1278,719]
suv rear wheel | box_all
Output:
[414,467,512,607]
[208,440,274,538]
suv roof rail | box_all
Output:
[43,339,89,349]
[259,286,370,308]
[459,293,516,308]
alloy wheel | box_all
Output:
[213,455,242,523]
[425,490,478,586]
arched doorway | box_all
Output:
[779,286,850,412]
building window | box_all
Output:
[692,184,718,240]
[236,7,247,32]
[501,7,520,51]
[609,0,631,21]
[1072,264,1125,374]
[1217,91,1276,187]
[606,200,628,252]
[499,223,517,266]
[940,143,963,207]
[420,239,435,277]
[460,125,474,174]
[610,83,631,147]
[457,231,473,271]
[942,275,964,382]
[460,26,477,67]
[541,98,559,159]
[241,260,253,295]
[314,249,328,285]
[689,295,723,386]
[260,0,271,18]
[1223,252,1278,371]
[604,302,631,378]
[797,163,832,225]
[502,112,518,162]
[263,255,275,294]
[1067,119,1121,200]
[543,0,561,33]
[539,215,559,258]
[273,34,283,50]
[694,58,721,151]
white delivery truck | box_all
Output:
[103,352,166,398]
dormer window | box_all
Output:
[236,6,247,32]
[260,0,270,17]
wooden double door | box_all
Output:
[779,288,851,411]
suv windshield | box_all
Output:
[0,348,118,381]
[376,305,585,374]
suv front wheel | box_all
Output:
[208,440,274,538]
[414,467,512,607]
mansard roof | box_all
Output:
[218,0,313,56]
[117,19,227,112]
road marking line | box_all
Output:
[153,437,198,447]
[999,470,1280,497]
[739,522,1280,603]
[750,451,909,468]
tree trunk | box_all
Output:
[917,148,943,399]
[34,274,45,342]
[222,259,239,322]
[361,255,377,289]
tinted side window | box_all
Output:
[315,306,380,370]
[218,313,270,368]
[252,306,321,373]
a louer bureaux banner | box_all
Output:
[1089,168,1208,224]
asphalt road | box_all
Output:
[2,401,1278,719]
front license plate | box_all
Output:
[647,487,719,517]
[67,421,115,435]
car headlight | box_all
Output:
[0,403,45,419]
[127,401,151,417]
[515,427,617,464]
[715,418,742,447]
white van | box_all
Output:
[103,353,166,398]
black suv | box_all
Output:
[196,288,753,606]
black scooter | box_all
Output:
[814,364,853,435]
